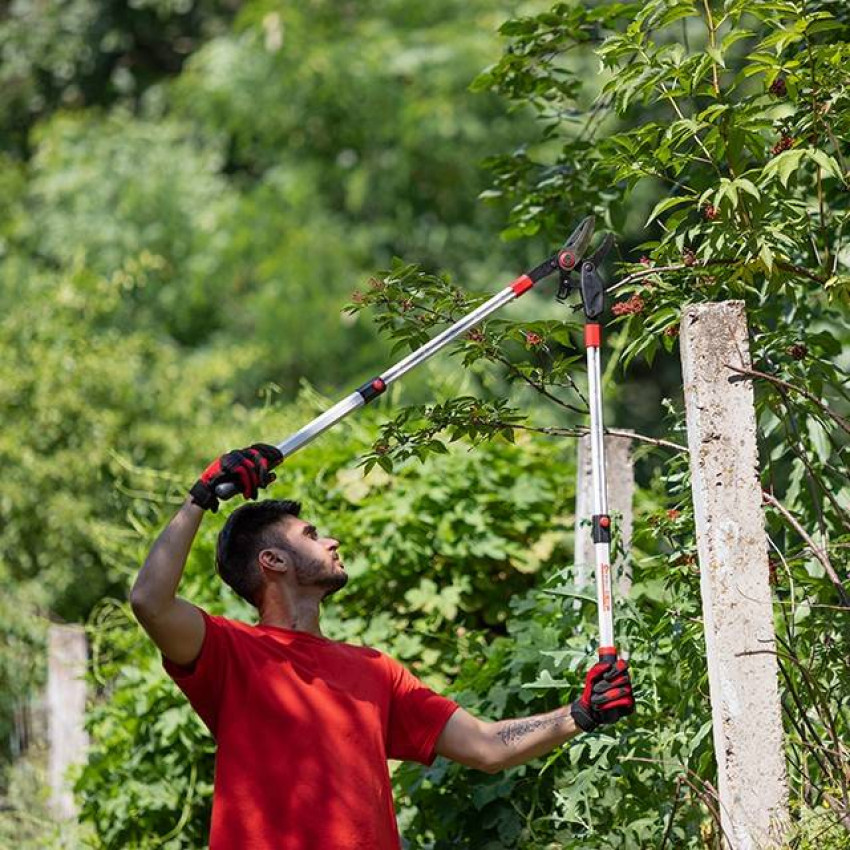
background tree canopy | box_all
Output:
[1,0,848,847]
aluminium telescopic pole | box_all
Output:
[214,216,597,501]
[578,236,617,664]
[585,321,616,663]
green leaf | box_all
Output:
[706,46,725,68]
[735,177,760,201]
[645,195,695,226]
[762,149,804,188]
[657,3,699,28]
[716,178,739,209]
[721,29,754,51]
[806,149,843,181]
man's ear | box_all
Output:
[258,548,289,575]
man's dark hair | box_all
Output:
[216,499,302,607]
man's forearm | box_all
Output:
[130,497,204,614]
[486,706,581,771]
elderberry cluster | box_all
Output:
[611,294,646,316]
[771,134,794,156]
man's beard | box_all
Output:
[293,555,349,599]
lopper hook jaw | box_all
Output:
[579,232,614,320]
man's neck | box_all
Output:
[257,592,324,638]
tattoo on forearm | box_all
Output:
[497,713,564,747]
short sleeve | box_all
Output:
[384,656,459,765]
[162,609,232,737]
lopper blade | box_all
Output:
[556,215,596,272]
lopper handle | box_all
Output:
[213,467,283,502]
[214,481,239,501]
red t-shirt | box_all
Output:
[163,610,458,850]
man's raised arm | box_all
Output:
[435,659,635,773]
[129,443,282,665]
[130,497,207,666]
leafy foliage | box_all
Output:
[0,0,236,156]
[2,0,849,847]
[354,0,850,845]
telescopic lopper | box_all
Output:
[215,216,619,662]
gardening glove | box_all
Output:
[570,658,635,732]
[189,443,283,513]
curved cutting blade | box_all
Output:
[557,215,596,271]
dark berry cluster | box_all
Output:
[702,203,719,221]
[787,343,807,360]
[682,248,697,266]
[769,77,787,97]
[768,559,779,586]
[771,134,794,156]
[523,331,544,346]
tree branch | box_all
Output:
[497,420,687,453]
[726,364,850,436]
[762,490,849,607]
[607,258,828,297]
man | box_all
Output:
[131,444,634,849]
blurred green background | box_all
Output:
[0,0,543,622]
[2,0,848,847]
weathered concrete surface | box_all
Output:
[680,301,789,850]
[574,432,634,597]
[47,624,89,819]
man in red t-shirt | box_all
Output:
[131,444,634,849]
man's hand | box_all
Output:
[189,443,283,512]
[570,658,635,732]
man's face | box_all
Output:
[277,517,348,598]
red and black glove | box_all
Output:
[570,658,635,732]
[189,443,283,512]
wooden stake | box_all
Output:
[48,624,89,820]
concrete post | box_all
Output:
[680,301,789,849]
[575,432,634,597]
[47,624,89,820]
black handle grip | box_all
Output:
[214,481,239,500]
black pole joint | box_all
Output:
[592,514,612,544]
[357,377,387,404]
